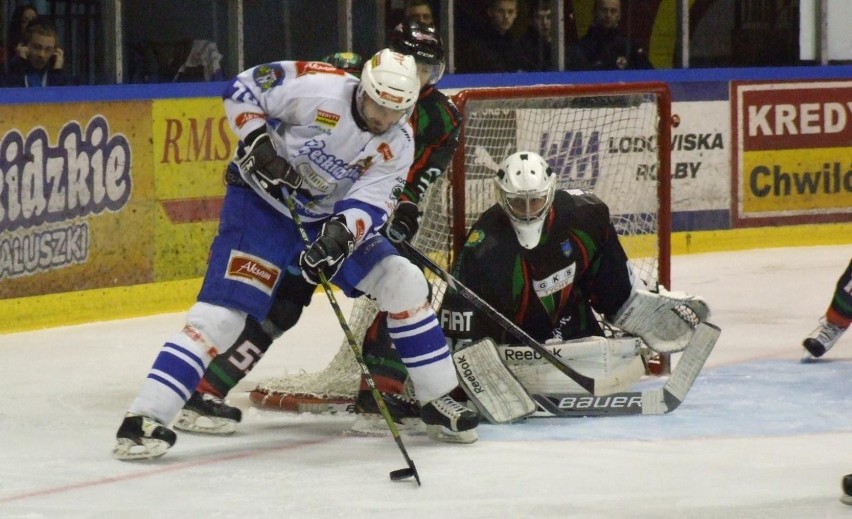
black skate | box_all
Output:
[113,414,176,460]
[420,393,480,444]
[175,391,242,435]
[801,317,845,362]
[842,473,852,506]
[349,389,425,437]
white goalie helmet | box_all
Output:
[357,49,420,112]
[495,151,556,249]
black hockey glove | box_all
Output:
[236,132,301,201]
[299,217,355,285]
[384,200,420,244]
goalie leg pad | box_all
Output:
[611,288,710,353]
[453,338,536,424]
[499,336,644,397]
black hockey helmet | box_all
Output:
[388,18,445,85]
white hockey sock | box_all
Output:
[128,326,212,425]
[387,304,457,403]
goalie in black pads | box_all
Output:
[437,151,717,421]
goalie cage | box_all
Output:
[250,82,673,414]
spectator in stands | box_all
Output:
[404,0,435,27]
[517,0,554,71]
[566,0,653,71]
[6,3,39,63]
[455,0,524,73]
[2,20,67,87]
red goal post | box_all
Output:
[250,82,672,413]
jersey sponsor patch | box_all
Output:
[252,63,284,91]
[560,239,573,258]
[235,112,265,129]
[377,142,393,160]
[440,309,473,332]
[295,61,345,77]
[533,263,576,298]
[225,250,281,295]
[315,109,340,127]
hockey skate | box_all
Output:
[175,391,242,435]
[420,393,480,444]
[801,317,846,362]
[349,389,425,437]
[113,414,177,460]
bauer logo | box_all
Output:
[225,250,280,295]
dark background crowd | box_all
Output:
[0,0,824,88]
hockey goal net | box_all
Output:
[251,82,672,413]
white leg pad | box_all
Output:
[498,336,645,396]
[454,338,536,423]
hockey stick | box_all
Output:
[398,241,598,394]
[283,196,420,486]
[532,321,720,416]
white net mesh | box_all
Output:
[253,84,670,408]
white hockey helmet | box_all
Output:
[357,49,420,111]
[495,151,556,249]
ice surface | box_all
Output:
[1,245,851,518]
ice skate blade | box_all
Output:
[112,438,171,460]
[174,409,238,435]
[426,424,478,444]
[346,414,426,437]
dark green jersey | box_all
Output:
[399,85,461,204]
[439,189,634,345]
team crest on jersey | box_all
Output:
[560,240,573,258]
[465,229,485,247]
[253,64,284,91]
[296,61,345,77]
[225,250,281,295]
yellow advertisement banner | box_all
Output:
[0,101,154,298]
[740,148,852,215]
[151,98,232,281]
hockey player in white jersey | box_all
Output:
[113,49,479,460]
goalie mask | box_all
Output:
[495,152,556,249]
[357,49,420,112]
[389,18,446,86]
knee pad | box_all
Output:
[356,255,428,313]
[186,302,247,353]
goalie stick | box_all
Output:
[284,195,419,486]
[532,321,720,416]
[398,241,600,394]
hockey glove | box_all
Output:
[299,217,355,284]
[384,200,420,244]
[235,132,301,201]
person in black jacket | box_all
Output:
[3,20,67,87]
[566,0,652,71]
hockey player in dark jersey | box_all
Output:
[438,151,712,420]
[175,18,465,439]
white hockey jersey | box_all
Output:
[222,60,415,241]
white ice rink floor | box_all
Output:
[2,244,851,518]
